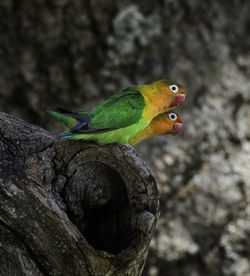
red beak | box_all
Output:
[171,123,182,135]
[170,94,186,108]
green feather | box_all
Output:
[60,116,148,145]
[89,88,145,130]
[47,110,78,128]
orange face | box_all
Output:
[157,81,186,109]
[150,111,183,136]
[169,87,186,108]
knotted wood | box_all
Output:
[0,112,159,276]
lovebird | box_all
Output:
[129,111,183,145]
[48,80,186,145]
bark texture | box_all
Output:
[0,112,159,276]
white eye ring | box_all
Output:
[170,85,179,93]
[168,112,177,121]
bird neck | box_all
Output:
[139,84,175,121]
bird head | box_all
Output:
[153,80,186,109]
[151,111,183,136]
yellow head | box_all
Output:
[139,79,186,120]
[152,79,186,107]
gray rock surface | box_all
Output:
[1,0,250,275]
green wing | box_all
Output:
[88,88,145,130]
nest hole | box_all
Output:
[64,161,139,254]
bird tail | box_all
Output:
[47,108,96,138]
[59,130,73,138]
[59,130,90,140]
[47,110,79,128]
[47,109,91,129]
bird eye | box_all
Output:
[168,112,177,121]
[170,85,179,93]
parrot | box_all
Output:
[128,111,183,145]
[47,79,186,145]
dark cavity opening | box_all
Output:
[63,161,137,254]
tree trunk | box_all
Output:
[0,112,159,276]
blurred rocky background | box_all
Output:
[1,0,250,275]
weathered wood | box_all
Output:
[0,112,159,276]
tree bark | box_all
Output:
[0,112,159,276]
